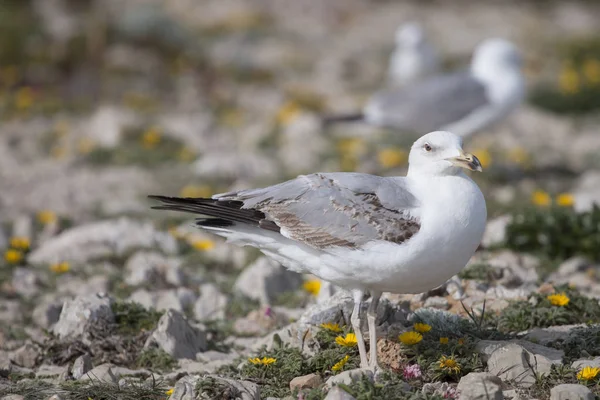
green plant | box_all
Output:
[529,85,600,115]
[458,263,497,282]
[112,301,163,335]
[338,373,446,400]
[556,325,600,363]
[136,348,177,372]
[505,205,600,261]
[495,286,600,332]
[195,376,241,399]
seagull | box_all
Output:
[387,22,439,87]
[149,130,487,369]
[324,39,525,138]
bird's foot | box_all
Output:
[367,363,381,375]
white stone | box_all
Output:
[233,257,303,305]
[326,368,373,387]
[146,310,206,359]
[550,384,594,400]
[457,372,503,400]
[194,283,228,321]
[52,293,114,342]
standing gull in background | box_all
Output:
[388,22,439,87]
[324,39,525,138]
[149,131,487,369]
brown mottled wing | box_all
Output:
[213,172,421,250]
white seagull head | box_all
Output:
[471,38,523,78]
[408,131,482,177]
[395,22,425,48]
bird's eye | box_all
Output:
[423,143,432,152]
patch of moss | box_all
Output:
[225,294,261,319]
[83,127,186,167]
[336,373,446,400]
[529,85,600,115]
[218,345,314,398]
[495,286,600,332]
[555,325,600,363]
[0,380,56,400]
[504,204,600,262]
[7,371,35,381]
[59,377,168,400]
[518,364,589,400]
[203,320,235,352]
[272,290,308,309]
[458,263,496,282]
[112,301,163,335]
[136,348,177,372]
[195,376,241,399]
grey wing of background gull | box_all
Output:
[364,71,489,133]
[214,173,422,250]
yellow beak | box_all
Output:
[448,151,483,172]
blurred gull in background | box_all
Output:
[387,22,439,87]
[325,39,526,139]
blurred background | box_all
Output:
[0,0,599,223]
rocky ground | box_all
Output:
[1,0,600,399]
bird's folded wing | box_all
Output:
[214,172,421,249]
[365,71,489,132]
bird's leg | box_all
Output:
[351,290,369,368]
[367,291,382,370]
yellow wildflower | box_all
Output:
[439,355,461,374]
[399,331,423,345]
[336,138,365,157]
[439,337,449,345]
[377,148,408,169]
[168,226,180,238]
[4,249,23,264]
[276,101,301,125]
[556,193,575,207]
[177,147,196,162]
[190,239,215,251]
[166,388,174,396]
[77,137,96,155]
[413,323,432,334]
[54,119,70,137]
[472,148,492,169]
[583,59,600,85]
[339,154,358,172]
[558,63,580,95]
[38,210,58,225]
[320,323,342,333]
[303,279,321,296]
[531,190,551,207]
[141,127,161,149]
[179,185,212,198]
[50,146,67,160]
[335,333,358,347]
[248,357,276,365]
[15,87,34,110]
[577,366,600,381]
[10,237,30,250]
[547,292,570,307]
[220,108,244,128]
[457,338,465,345]
[332,355,350,372]
[506,147,530,167]
[50,262,70,274]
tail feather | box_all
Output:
[148,195,280,232]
